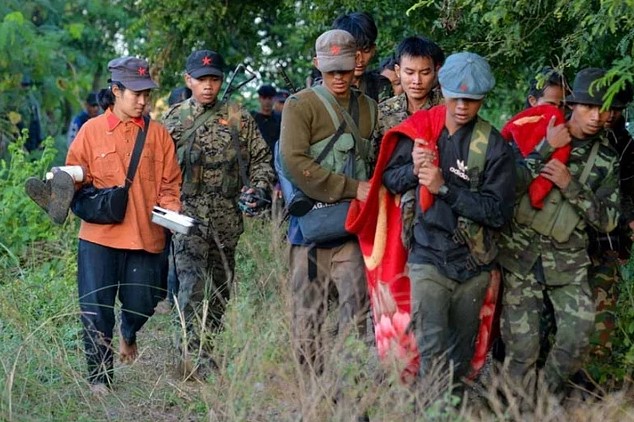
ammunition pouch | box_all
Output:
[177,143,203,195]
[515,190,581,243]
[308,132,370,180]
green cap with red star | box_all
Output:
[108,56,158,91]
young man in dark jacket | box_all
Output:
[382,52,515,382]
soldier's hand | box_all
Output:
[238,186,271,216]
[418,164,444,193]
[546,116,572,149]
[540,159,571,189]
[356,181,370,202]
[412,139,436,175]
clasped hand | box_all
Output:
[412,139,444,194]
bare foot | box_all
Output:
[119,337,138,364]
[89,383,109,396]
[154,298,173,315]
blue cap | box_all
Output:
[438,52,495,100]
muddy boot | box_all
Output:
[25,177,51,212]
[48,171,75,224]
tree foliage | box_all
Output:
[1,1,633,135]
[0,0,136,140]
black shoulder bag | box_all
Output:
[71,116,149,224]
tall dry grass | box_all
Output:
[1,216,634,421]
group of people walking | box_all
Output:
[25,9,633,410]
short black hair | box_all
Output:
[614,81,634,109]
[332,11,377,50]
[528,67,568,101]
[257,84,277,97]
[395,36,445,68]
[86,92,99,106]
[168,86,192,106]
[379,55,397,72]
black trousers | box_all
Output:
[77,240,166,384]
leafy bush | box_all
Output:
[0,134,57,255]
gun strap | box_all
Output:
[579,140,601,184]
[466,118,492,192]
[307,245,318,282]
[180,101,221,181]
[228,102,251,188]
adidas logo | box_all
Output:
[450,159,470,181]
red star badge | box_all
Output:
[202,56,212,66]
[460,83,468,92]
[138,67,147,76]
[330,45,341,55]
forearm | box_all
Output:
[382,137,418,194]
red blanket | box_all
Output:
[500,104,568,208]
[346,105,499,382]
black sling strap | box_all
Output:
[124,115,150,189]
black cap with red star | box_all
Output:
[108,56,158,91]
[186,50,225,79]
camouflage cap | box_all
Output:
[438,52,495,100]
[566,68,608,107]
[108,57,158,91]
[186,50,225,79]
[315,29,357,73]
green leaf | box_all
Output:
[66,23,84,40]
[4,11,25,24]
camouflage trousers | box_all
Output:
[588,252,620,355]
[171,231,238,354]
[500,264,595,393]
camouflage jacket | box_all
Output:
[162,98,274,238]
[498,132,620,284]
[373,90,443,159]
[586,120,634,260]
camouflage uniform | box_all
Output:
[498,133,620,392]
[162,97,274,352]
[373,89,443,159]
[586,120,634,355]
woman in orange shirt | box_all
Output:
[66,57,182,393]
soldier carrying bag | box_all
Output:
[71,116,149,224]
[297,86,374,244]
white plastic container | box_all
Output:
[151,206,197,235]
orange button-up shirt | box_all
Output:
[67,110,182,253]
